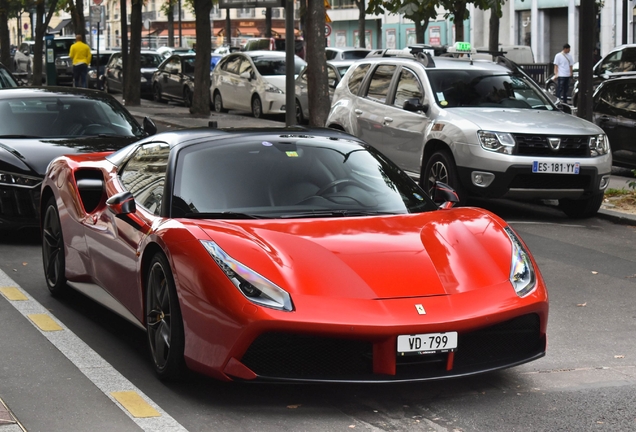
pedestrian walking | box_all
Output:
[553,43,574,103]
[69,34,92,88]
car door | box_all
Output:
[378,66,431,175]
[163,56,182,99]
[108,54,124,92]
[594,80,636,167]
[83,142,170,320]
[352,63,397,148]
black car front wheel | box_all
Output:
[153,83,163,102]
[183,87,193,108]
[145,252,186,380]
[42,197,67,296]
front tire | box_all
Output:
[104,79,111,94]
[153,83,163,102]
[183,87,192,108]
[422,150,465,205]
[145,252,186,380]
[251,95,263,118]
[42,197,67,296]
[559,192,604,218]
[214,91,227,113]
[295,99,304,124]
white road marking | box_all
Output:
[0,269,189,432]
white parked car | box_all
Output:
[210,51,306,118]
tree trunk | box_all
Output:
[120,0,128,90]
[168,4,174,47]
[356,0,365,48]
[298,0,307,37]
[191,0,212,115]
[73,0,86,41]
[577,0,595,120]
[415,20,429,44]
[265,8,272,37]
[488,7,500,55]
[124,0,142,106]
[0,0,11,68]
[453,1,467,43]
[32,0,58,86]
[225,9,231,46]
[306,0,329,126]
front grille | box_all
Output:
[239,314,544,381]
[0,185,40,223]
[514,134,590,157]
[509,173,591,189]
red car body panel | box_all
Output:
[42,144,548,383]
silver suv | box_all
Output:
[326,49,612,218]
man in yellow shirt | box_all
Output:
[69,34,92,88]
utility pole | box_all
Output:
[577,0,595,121]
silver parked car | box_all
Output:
[210,51,306,118]
[326,45,612,218]
[294,59,354,124]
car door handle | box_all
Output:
[384,117,393,123]
[354,109,363,115]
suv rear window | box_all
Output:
[347,64,370,95]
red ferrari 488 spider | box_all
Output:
[41,127,548,382]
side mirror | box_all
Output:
[143,116,157,136]
[403,98,429,113]
[558,103,572,114]
[433,181,459,209]
[106,191,136,215]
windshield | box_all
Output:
[0,95,144,138]
[172,136,437,219]
[53,39,75,56]
[0,68,17,88]
[251,56,306,76]
[427,70,555,110]
[140,53,163,68]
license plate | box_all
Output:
[397,332,458,355]
[532,161,580,174]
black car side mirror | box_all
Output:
[107,191,136,215]
[403,98,429,113]
[557,103,572,115]
[433,181,459,209]
[143,116,157,136]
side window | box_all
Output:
[297,68,307,84]
[237,58,253,76]
[325,50,336,60]
[119,143,170,215]
[223,55,242,74]
[327,66,337,87]
[347,63,370,95]
[599,82,636,120]
[365,64,397,103]
[393,68,424,109]
[600,51,622,74]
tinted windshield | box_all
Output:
[140,53,163,68]
[53,39,75,56]
[427,70,555,110]
[251,56,306,76]
[0,95,143,138]
[173,136,436,218]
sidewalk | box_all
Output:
[115,95,636,225]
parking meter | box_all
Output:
[44,34,57,86]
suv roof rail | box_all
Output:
[366,49,414,59]
[495,56,537,83]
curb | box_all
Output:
[597,208,636,225]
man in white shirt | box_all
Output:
[553,43,574,103]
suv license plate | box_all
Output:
[397,332,458,355]
[532,161,580,174]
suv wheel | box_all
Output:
[422,150,465,204]
[214,91,227,113]
[558,192,604,218]
[251,95,263,118]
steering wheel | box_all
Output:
[315,179,360,196]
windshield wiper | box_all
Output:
[280,210,398,219]
[183,211,262,220]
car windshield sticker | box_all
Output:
[286,151,299,157]
[436,92,444,101]
[262,141,273,146]
[440,100,448,106]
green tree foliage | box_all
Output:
[367,0,438,44]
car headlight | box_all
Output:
[589,134,609,156]
[140,76,147,83]
[504,227,536,297]
[88,70,97,79]
[477,131,516,154]
[0,171,42,188]
[200,240,293,311]
[265,83,284,94]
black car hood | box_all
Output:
[0,136,139,177]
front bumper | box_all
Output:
[0,183,40,229]
[261,92,287,115]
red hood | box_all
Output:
[194,208,511,300]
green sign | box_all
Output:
[455,42,472,52]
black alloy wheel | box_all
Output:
[42,197,67,296]
[145,252,185,380]
[183,87,193,108]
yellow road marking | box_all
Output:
[27,314,63,332]
[0,287,28,301]
[111,391,161,418]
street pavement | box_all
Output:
[1,94,635,432]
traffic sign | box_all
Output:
[325,24,332,37]
[93,0,103,5]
